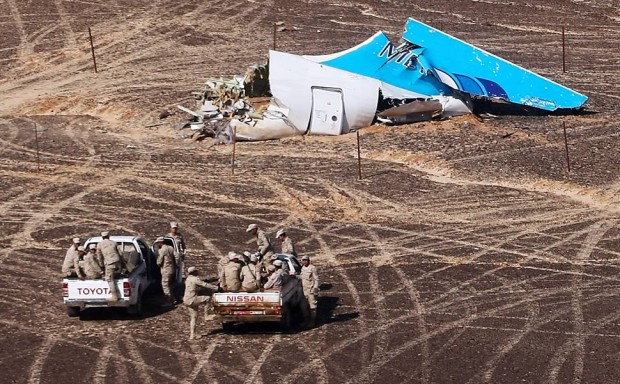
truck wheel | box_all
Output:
[222,322,234,332]
[127,296,143,316]
[280,306,292,332]
[67,306,81,318]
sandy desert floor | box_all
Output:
[1,0,620,383]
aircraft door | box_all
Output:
[309,87,344,135]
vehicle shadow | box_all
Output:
[207,286,358,334]
[208,322,285,335]
[76,295,176,321]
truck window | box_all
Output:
[136,240,148,258]
[119,242,141,269]
[290,258,302,274]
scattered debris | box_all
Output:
[176,17,587,143]
[145,122,167,128]
[377,100,443,125]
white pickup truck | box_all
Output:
[62,236,160,317]
[211,254,309,331]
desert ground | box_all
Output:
[1,0,620,383]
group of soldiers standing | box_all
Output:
[61,221,319,340]
[185,223,320,339]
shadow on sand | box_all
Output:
[207,282,358,334]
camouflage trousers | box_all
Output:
[161,270,175,302]
[304,290,317,310]
[104,262,121,300]
[186,296,210,339]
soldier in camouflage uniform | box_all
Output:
[62,237,81,277]
[217,252,230,283]
[300,255,319,327]
[96,231,122,302]
[263,260,285,290]
[276,229,296,257]
[240,253,260,292]
[246,223,274,269]
[155,237,177,306]
[168,221,186,254]
[83,244,103,279]
[220,253,242,292]
[183,266,217,340]
[74,246,86,280]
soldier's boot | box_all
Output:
[204,303,215,321]
[308,309,317,328]
[160,294,174,307]
[107,281,119,303]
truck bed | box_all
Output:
[211,278,306,325]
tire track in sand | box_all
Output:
[4,0,31,59]
[122,334,154,384]
[52,0,78,47]
[183,337,222,383]
[242,335,281,384]
[345,223,431,384]
[26,336,56,384]
[545,219,616,384]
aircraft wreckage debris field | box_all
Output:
[1,1,620,383]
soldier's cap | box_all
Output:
[72,237,81,243]
[228,252,240,260]
[276,229,286,238]
[267,265,276,272]
[170,221,178,228]
[77,246,85,252]
[89,244,97,250]
[155,236,166,243]
[187,266,197,274]
[301,255,310,261]
[246,223,258,232]
[273,260,283,267]
[101,231,109,237]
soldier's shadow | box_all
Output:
[315,283,359,328]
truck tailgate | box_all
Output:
[65,280,129,301]
[212,292,280,306]
[212,292,282,321]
